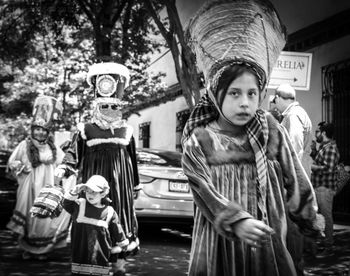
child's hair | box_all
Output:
[215,64,261,108]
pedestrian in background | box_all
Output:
[272,83,313,176]
[7,96,69,260]
[181,0,324,275]
[272,83,313,275]
[268,107,283,123]
[63,175,129,276]
[311,122,340,257]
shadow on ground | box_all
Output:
[1,226,349,275]
[304,229,350,276]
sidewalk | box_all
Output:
[303,225,350,276]
[0,225,349,275]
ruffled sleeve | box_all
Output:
[61,129,86,173]
[8,140,27,169]
[7,140,31,178]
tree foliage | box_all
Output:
[0,0,166,127]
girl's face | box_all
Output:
[220,71,260,126]
[32,126,49,142]
[85,188,104,206]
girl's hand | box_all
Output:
[232,218,275,247]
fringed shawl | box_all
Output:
[27,135,57,168]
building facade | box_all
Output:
[126,0,350,220]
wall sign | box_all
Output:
[268,51,313,91]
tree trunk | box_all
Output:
[94,25,112,60]
[145,0,201,110]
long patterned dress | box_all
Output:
[63,122,139,247]
[7,138,69,254]
[182,116,319,276]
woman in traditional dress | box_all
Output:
[181,1,324,275]
[7,95,68,260]
[55,62,139,274]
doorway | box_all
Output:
[322,58,350,223]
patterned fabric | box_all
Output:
[182,93,269,220]
[311,140,340,191]
[245,109,269,220]
[72,263,110,276]
[182,94,218,145]
[30,185,64,218]
[335,163,350,194]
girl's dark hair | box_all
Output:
[215,65,261,108]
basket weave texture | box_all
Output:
[186,0,286,91]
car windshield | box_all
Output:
[137,149,182,167]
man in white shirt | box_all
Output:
[272,83,313,276]
[272,83,313,176]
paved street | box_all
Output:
[303,226,350,276]
[0,224,191,276]
[1,224,350,275]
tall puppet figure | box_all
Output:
[7,95,67,260]
[181,0,324,275]
[55,62,139,274]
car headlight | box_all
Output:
[139,174,155,184]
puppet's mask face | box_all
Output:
[92,97,124,123]
[97,102,122,119]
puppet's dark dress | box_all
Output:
[63,122,139,247]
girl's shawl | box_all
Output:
[182,93,269,220]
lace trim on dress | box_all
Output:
[86,137,130,147]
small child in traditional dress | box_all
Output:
[63,175,129,276]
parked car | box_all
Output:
[0,147,195,229]
[135,148,194,226]
[0,149,17,228]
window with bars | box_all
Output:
[139,122,150,148]
[176,109,190,152]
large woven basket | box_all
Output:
[186,0,286,91]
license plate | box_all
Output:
[169,181,189,193]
